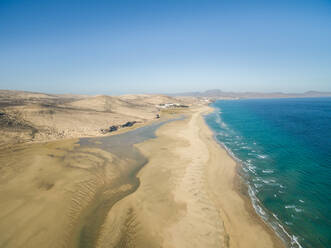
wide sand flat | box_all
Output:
[97,106,284,248]
[0,138,140,248]
[0,105,284,248]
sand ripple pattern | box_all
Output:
[96,109,227,248]
[166,111,226,248]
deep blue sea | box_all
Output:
[205,98,331,248]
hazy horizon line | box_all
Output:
[1,88,331,96]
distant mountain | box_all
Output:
[171,89,331,99]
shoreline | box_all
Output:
[0,112,183,248]
[0,105,286,248]
[205,105,306,248]
[204,107,287,248]
[201,106,285,248]
[95,105,285,247]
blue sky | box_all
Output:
[0,0,330,94]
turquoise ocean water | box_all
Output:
[205,98,331,248]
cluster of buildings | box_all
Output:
[157,103,189,109]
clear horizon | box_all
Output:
[1,0,331,94]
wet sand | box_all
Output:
[96,106,285,248]
[0,137,136,248]
[0,106,284,248]
[0,115,180,248]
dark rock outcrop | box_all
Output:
[100,121,137,134]
[109,125,118,132]
[121,121,136,128]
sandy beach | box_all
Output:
[96,106,285,248]
[0,105,285,248]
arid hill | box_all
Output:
[0,90,189,146]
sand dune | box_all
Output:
[0,90,186,146]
